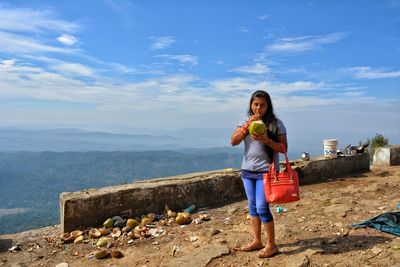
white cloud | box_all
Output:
[1,58,16,67]
[211,78,323,96]
[52,63,93,76]
[1,59,398,135]
[267,32,346,53]
[154,54,198,66]
[258,14,268,20]
[150,36,175,50]
[233,63,270,74]
[347,66,400,79]
[0,6,80,33]
[341,90,365,97]
[0,6,81,57]
[239,27,249,33]
[0,31,75,54]
[271,81,325,94]
[57,34,79,46]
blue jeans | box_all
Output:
[241,170,273,223]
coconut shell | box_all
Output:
[111,228,121,238]
[96,237,109,247]
[140,217,153,226]
[249,120,266,135]
[111,250,124,258]
[103,218,114,228]
[175,213,190,225]
[94,250,109,259]
[99,227,109,236]
[126,218,139,228]
[89,228,102,239]
[73,235,84,244]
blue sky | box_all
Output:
[0,1,399,151]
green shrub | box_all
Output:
[368,134,389,159]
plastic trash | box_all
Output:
[276,207,288,213]
[184,204,197,214]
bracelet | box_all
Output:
[242,121,250,130]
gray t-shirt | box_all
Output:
[238,118,286,172]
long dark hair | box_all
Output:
[247,90,279,162]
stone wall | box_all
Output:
[60,153,370,232]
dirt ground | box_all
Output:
[1,165,400,267]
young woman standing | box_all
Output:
[231,90,287,258]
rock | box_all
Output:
[164,244,229,267]
[284,254,310,267]
[208,228,221,237]
[371,246,382,254]
[55,263,69,267]
[311,240,324,247]
[303,248,324,257]
[227,206,238,214]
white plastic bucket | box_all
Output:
[323,139,338,158]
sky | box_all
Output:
[0,0,399,152]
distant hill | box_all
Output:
[0,128,183,151]
[0,149,242,234]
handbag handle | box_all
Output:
[269,143,294,182]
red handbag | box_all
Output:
[263,144,300,203]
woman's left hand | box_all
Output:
[251,131,271,145]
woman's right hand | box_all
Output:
[249,113,261,122]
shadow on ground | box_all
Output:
[281,234,391,255]
[0,239,12,252]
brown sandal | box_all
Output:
[233,243,264,252]
[257,246,279,258]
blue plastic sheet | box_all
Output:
[351,212,400,236]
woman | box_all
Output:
[231,90,287,258]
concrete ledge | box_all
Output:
[296,153,370,185]
[373,145,400,167]
[60,153,370,232]
[60,169,243,232]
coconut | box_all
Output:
[126,218,139,228]
[94,249,109,259]
[103,218,114,228]
[73,235,84,244]
[175,212,191,225]
[140,217,153,226]
[96,237,109,247]
[249,120,266,135]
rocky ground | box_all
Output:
[1,165,400,267]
